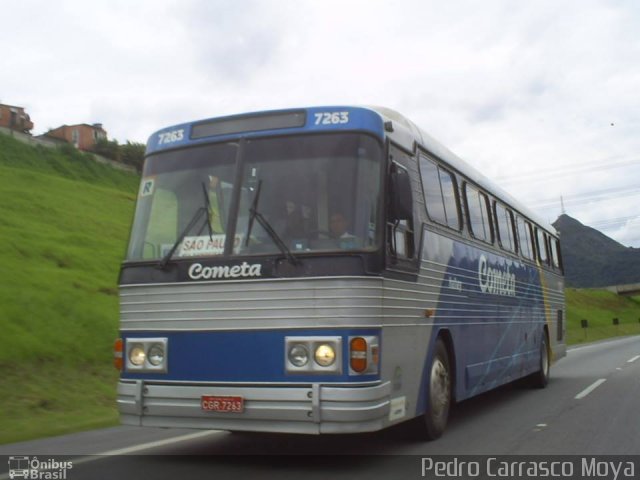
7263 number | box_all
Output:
[314,112,349,125]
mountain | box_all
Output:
[553,214,640,288]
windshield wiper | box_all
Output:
[157,182,213,270]
[245,180,262,246]
[200,181,215,240]
[245,180,300,266]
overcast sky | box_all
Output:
[2,0,639,246]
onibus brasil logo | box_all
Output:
[8,456,73,479]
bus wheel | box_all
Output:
[529,333,550,389]
[413,338,451,440]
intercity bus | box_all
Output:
[115,106,566,439]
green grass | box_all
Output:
[565,288,640,344]
[0,133,138,444]
[1,132,640,445]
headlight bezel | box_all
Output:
[125,337,169,373]
[284,336,342,374]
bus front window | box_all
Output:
[125,133,383,262]
[235,134,383,256]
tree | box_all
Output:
[119,141,146,172]
[93,138,120,161]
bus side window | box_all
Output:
[419,156,461,231]
[494,202,516,253]
[516,216,534,260]
[535,228,549,265]
[464,183,492,243]
[550,237,563,272]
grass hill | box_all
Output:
[565,289,640,344]
[553,214,640,288]
[0,133,139,444]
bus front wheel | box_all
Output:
[413,338,451,440]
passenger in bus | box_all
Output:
[329,212,353,239]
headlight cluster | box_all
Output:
[285,337,341,374]
[125,338,168,373]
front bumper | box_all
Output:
[118,380,392,434]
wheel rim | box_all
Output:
[430,358,450,419]
[542,341,549,377]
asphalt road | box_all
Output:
[1,335,638,479]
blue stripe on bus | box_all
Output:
[121,328,380,383]
[414,231,547,416]
[145,106,386,155]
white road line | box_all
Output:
[627,355,640,363]
[0,430,223,480]
[95,429,223,456]
[575,379,607,400]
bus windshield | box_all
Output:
[126,133,383,261]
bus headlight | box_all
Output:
[314,344,336,366]
[288,344,309,367]
[147,344,165,366]
[129,344,146,366]
[285,336,342,374]
[125,337,168,373]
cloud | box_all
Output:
[2,0,640,245]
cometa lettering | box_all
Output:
[478,255,516,297]
[188,262,262,280]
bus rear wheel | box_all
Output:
[529,333,550,388]
[413,338,451,440]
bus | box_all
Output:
[115,106,565,439]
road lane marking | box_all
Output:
[627,355,640,363]
[0,430,224,480]
[533,423,548,432]
[575,379,607,400]
[95,429,224,456]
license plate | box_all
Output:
[201,395,244,413]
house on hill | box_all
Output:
[44,123,107,151]
[0,103,34,133]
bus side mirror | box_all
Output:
[389,169,413,221]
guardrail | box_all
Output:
[605,283,640,296]
[570,317,640,344]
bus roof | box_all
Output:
[146,105,556,234]
[369,106,556,234]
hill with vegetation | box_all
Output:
[553,214,640,288]
[0,132,139,443]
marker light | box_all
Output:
[147,344,165,366]
[314,344,336,367]
[288,344,309,367]
[113,338,123,370]
[129,344,146,366]
[350,337,368,373]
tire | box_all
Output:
[529,333,550,389]
[412,338,452,440]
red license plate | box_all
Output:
[201,395,244,413]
